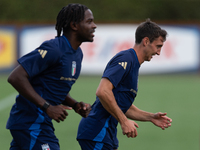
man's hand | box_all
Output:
[151,112,172,130]
[74,102,92,118]
[46,105,72,123]
[121,120,139,138]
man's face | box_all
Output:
[144,36,164,61]
[76,9,97,42]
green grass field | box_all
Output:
[0,73,200,150]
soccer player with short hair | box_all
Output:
[77,19,172,150]
[6,3,96,150]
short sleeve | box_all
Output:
[18,41,61,78]
[102,52,132,88]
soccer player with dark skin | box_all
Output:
[7,4,96,150]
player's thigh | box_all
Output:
[10,129,60,150]
[33,129,60,150]
[78,139,113,150]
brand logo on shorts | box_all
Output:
[41,143,50,150]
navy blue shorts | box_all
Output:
[9,129,60,150]
[78,139,117,150]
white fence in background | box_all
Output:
[18,24,200,75]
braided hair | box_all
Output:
[55,4,88,37]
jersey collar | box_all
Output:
[131,48,140,67]
[62,35,73,49]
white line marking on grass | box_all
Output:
[0,93,17,111]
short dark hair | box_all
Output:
[55,3,88,37]
[135,18,167,44]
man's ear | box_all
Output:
[70,22,78,31]
[142,37,150,46]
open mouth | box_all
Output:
[91,33,95,37]
[91,30,95,37]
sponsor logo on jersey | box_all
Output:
[118,62,127,69]
[38,49,47,58]
[41,143,50,150]
[72,61,76,76]
[60,76,76,81]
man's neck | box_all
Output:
[133,45,144,65]
[63,33,81,50]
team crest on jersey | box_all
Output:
[72,61,76,76]
[41,143,50,150]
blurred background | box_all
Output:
[0,0,200,150]
[0,0,200,74]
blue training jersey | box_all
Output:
[77,48,140,147]
[6,35,83,131]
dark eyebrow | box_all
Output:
[86,18,94,22]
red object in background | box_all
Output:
[0,38,5,54]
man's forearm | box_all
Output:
[96,78,128,124]
[125,104,154,121]
[8,65,46,108]
[62,93,77,107]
